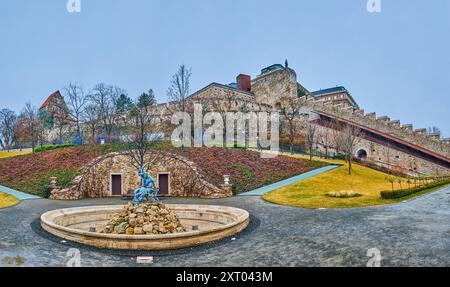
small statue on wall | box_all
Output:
[132,167,159,204]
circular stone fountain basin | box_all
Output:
[40,204,249,250]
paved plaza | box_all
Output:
[1,186,449,267]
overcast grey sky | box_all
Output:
[1,0,449,136]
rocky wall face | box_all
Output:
[361,138,450,175]
[251,68,298,106]
[187,85,267,112]
[321,103,450,159]
[190,85,254,102]
[312,124,450,175]
[52,152,232,200]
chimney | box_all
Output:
[236,74,251,92]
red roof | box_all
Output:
[39,90,76,122]
[39,90,62,110]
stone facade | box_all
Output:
[310,86,359,110]
[163,65,450,176]
[50,151,232,200]
[251,68,298,106]
[39,90,70,118]
[152,63,448,176]
[312,124,449,175]
[299,96,450,175]
[43,63,450,181]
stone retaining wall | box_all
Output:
[50,151,232,200]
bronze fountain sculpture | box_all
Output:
[132,167,159,204]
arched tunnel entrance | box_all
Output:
[356,149,368,159]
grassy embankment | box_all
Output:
[263,154,448,208]
[0,143,325,197]
[0,192,19,209]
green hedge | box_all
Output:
[35,144,75,152]
[380,179,450,199]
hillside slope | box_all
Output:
[0,144,326,196]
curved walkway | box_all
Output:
[0,184,40,200]
[239,165,339,196]
[0,185,449,266]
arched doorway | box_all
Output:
[356,149,368,159]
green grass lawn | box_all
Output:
[262,154,447,209]
[0,192,19,209]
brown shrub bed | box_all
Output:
[0,144,327,196]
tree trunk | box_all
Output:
[91,128,95,145]
[348,155,352,175]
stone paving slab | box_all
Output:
[0,184,40,200]
[1,185,449,266]
[239,165,339,196]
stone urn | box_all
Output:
[50,177,58,189]
[223,175,231,185]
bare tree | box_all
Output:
[329,118,344,155]
[89,84,125,140]
[337,124,364,175]
[280,97,301,154]
[82,104,100,144]
[62,83,88,137]
[37,111,48,148]
[0,109,18,151]
[316,128,331,159]
[167,64,192,113]
[20,103,39,152]
[383,139,392,171]
[124,90,162,170]
[210,89,235,114]
[304,121,317,161]
[53,115,71,142]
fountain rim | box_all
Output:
[40,204,250,240]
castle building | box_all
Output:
[41,64,450,201]
[39,90,74,123]
[310,86,359,110]
[41,64,450,176]
[174,63,450,175]
[38,90,75,143]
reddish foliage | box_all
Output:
[0,146,102,184]
[176,147,326,193]
[0,145,326,195]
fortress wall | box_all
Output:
[312,124,450,175]
[251,68,298,106]
[299,96,450,159]
[189,84,255,103]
